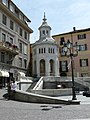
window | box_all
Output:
[43,30,45,35]
[41,48,43,53]
[46,30,48,35]
[2,14,7,25]
[27,34,30,40]
[44,48,46,53]
[19,13,23,20]
[39,48,45,54]
[2,33,6,42]
[10,37,13,44]
[19,42,22,53]
[51,48,53,53]
[53,48,55,54]
[10,4,15,13]
[60,61,68,72]
[39,48,40,54]
[48,48,55,54]
[24,59,27,68]
[24,31,27,39]
[15,24,18,32]
[15,8,19,17]
[19,28,23,36]
[10,20,14,30]
[1,52,5,63]
[2,0,8,6]
[40,31,41,36]
[79,44,87,51]
[48,48,50,53]
[19,58,22,67]
[80,59,88,67]
[77,34,86,40]
[24,44,27,55]
[60,37,65,45]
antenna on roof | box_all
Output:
[43,12,47,22]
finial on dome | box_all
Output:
[43,12,47,22]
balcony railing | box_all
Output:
[0,41,19,55]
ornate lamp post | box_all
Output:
[61,40,79,100]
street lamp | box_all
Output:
[61,39,79,100]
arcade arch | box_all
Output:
[40,59,46,76]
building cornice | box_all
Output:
[52,28,90,37]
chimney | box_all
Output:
[73,27,76,31]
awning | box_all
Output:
[18,72,25,77]
[0,70,9,77]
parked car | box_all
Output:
[83,91,90,97]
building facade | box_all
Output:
[32,14,59,77]
[53,27,90,77]
[0,0,33,87]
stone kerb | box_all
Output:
[31,88,72,96]
[10,90,80,105]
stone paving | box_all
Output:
[0,89,90,120]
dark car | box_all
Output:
[83,91,90,97]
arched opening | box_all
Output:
[33,60,37,77]
[50,59,55,76]
[40,59,45,76]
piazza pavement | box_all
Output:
[0,88,90,120]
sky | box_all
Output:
[13,0,90,43]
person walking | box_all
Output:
[11,80,17,91]
[11,80,17,100]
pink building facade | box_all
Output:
[53,27,90,77]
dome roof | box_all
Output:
[39,22,51,29]
[33,13,58,47]
[34,37,58,46]
[38,13,51,30]
[42,37,55,42]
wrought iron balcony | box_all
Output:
[0,41,19,55]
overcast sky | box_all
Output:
[13,0,90,43]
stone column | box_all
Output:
[36,59,40,77]
[55,58,59,76]
[45,58,50,76]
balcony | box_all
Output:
[0,41,19,55]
